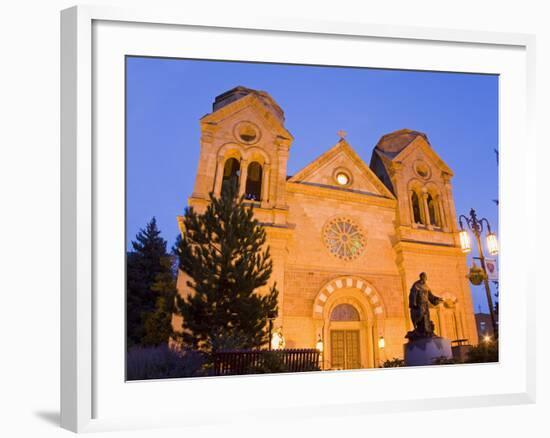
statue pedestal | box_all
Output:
[404,336,452,366]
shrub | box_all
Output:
[244,351,289,374]
[382,358,405,367]
[465,341,499,363]
[431,356,457,365]
[126,345,205,380]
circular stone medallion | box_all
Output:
[233,121,261,145]
[413,160,431,179]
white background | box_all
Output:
[0,1,548,437]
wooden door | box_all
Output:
[331,330,361,370]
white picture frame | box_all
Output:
[61,5,536,433]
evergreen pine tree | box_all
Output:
[127,217,175,348]
[174,185,279,352]
[141,255,177,346]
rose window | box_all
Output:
[323,218,366,260]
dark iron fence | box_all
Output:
[212,348,320,376]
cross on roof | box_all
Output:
[337,129,347,139]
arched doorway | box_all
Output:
[329,304,361,370]
[313,276,386,370]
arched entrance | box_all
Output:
[312,276,386,370]
[329,304,361,369]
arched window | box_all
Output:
[221,158,240,195]
[330,304,360,321]
[427,194,439,227]
[245,161,263,201]
[411,191,423,224]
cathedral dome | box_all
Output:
[212,86,285,123]
[374,129,430,158]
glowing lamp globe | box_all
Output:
[271,331,285,350]
[316,336,324,353]
[486,232,498,256]
[459,230,471,253]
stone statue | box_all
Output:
[405,272,443,340]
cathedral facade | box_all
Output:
[175,86,478,370]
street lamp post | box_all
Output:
[458,208,499,340]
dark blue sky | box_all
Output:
[126,56,499,312]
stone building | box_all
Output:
[175,86,478,370]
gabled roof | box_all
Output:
[201,86,292,141]
[288,139,395,199]
[373,128,453,175]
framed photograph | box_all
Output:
[61,5,536,433]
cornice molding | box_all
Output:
[286,181,396,209]
[393,239,464,256]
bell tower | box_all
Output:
[369,129,459,239]
[188,86,293,225]
[176,87,294,336]
[369,129,478,344]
